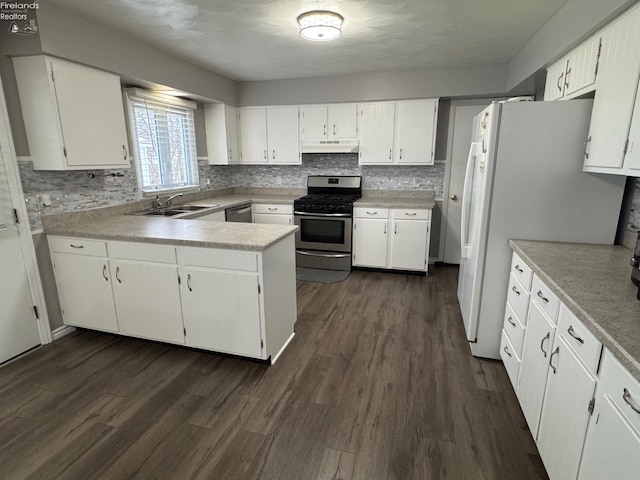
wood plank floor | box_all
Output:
[0,266,548,480]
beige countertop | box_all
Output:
[510,240,640,382]
[355,191,436,209]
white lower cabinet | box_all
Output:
[389,215,429,271]
[353,216,388,268]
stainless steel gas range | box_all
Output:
[294,176,362,271]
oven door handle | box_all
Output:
[294,211,352,218]
[297,250,351,258]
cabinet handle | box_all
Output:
[115,266,121,283]
[549,346,560,374]
[584,136,592,159]
[537,290,549,303]
[264,150,267,160]
[122,145,127,160]
[511,285,520,296]
[388,149,392,160]
[187,274,192,292]
[272,149,276,160]
[366,211,378,215]
[268,207,278,211]
[623,388,640,415]
[383,223,387,234]
[102,264,108,282]
[404,212,417,217]
[564,61,572,90]
[540,332,550,358]
[288,218,292,225]
[323,124,327,136]
[557,71,564,92]
[400,148,403,160]
[567,325,584,344]
[333,124,336,135]
[229,149,233,160]
[507,316,516,327]
[514,265,523,273]
[503,346,512,358]
[70,244,84,249]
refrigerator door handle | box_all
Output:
[460,142,480,260]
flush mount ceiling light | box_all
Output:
[297,10,344,42]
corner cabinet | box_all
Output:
[352,207,431,273]
[12,56,130,171]
[238,107,301,165]
[358,99,438,165]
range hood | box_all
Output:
[301,139,359,154]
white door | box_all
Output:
[537,336,597,480]
[238,108,268,164]
[267,107,300,164]
[394,99,437,165]
[300,106,327,139]
[0,149,40,364]
[390,220,428,271]
[516,301,556,438]
[358,102,395,164]
[110,260,184,344]
[180,266,262,357]
[353,218,388,268]
[443,104,488,264]
[328,104,357,138]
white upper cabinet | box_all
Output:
[205,104,239,165]
[238,107,300,164]
[358,100,438,165]
[300,104,358,139]
[12,56,130,170]
[544,35,602,101]
[582,5,640,173]
[394,99,438,165]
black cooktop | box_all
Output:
[294,194,361,214]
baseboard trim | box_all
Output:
[51,325,76,341]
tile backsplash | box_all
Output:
[19,153,444,230]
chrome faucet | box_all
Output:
[153,193,183,210]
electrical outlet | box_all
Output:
[206,179,211,185]
[36,194,51,209]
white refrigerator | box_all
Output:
[457,99,626,359]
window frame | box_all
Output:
[125,88,200,195]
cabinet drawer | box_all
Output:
[253,203,293,215]
[48,236,107,257]
[503,302,525,357]
[507,273,530,322]
[599,349,640,435]
[557,304,602,375]
[500,329,521,390]
[531,274,560,323]
[392,209,430,221]
[511,252,533,291]
[107,241,176,264]
[354,207,389,219]
[178,247,258,272]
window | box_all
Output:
[126,89,199,193]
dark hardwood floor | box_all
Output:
[0,266,547,480]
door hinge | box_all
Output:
[183,327,187,337]
[595,38,603,77]
[588,397,595,415]
[12,208,19,225]
[33,305,39,320]
[258,283,261,294]
[177,274,181,285]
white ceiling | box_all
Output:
[46,0,570,82]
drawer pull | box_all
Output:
[116,266,121,284]
[540,332,551,358]
[404,212,417,216]
[549,346,560,374]
[514,265,524,273]
[507,316,516,327]
[623,388,640,415]
[366,211,378,215]
[537,290,549,303]
[102,264,108,282]
[511,286,521,296]
[268,207,278,211]
[503,346,512,358]
[70,244,85,249]
[567,325,584,344]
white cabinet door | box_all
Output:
[537,336,597,480]
[110,260,184,344]
[205,104,239,165]
[584,9,640,170]
[389,219,429,271]
[578,394,640,480]
[180,266,263,358]
[238,108,268,164]
[563,36,601,97]
[517,301,556,439]
[267,107,300,164]
[358,102,395,164]
[225,105,240,164]
[253,213,293,225]
[394,100,437,165]
[51,253,119,332]
[328,104,358,138]
[300,105,328,139]
[353,218,388,267]
[544,60,567,101]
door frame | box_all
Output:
[0,76,52,345]
[440,98,502,263]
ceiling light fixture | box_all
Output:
[297,10,344,42]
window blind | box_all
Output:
[127,90,199,193]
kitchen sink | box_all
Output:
[132,204,217,217]
[178,205,213,211]
[143,209,188,216]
